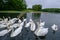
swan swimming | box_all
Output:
[29,18,36,31]
[51,24,58,31]
[34,22,48,37]
[34,27,48,36]
[10,18,26,37]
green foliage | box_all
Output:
[42,8,60,13]
[32,4,42,11]
[0,0,27,11]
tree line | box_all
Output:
[0,0,27,11]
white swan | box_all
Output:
[10,19,26,37]
[34,22,48,37]
[30,18,36,31]
[25,18,36,31]
[0,29,11,36]
[34,27,48,36]
[51,24,58,31]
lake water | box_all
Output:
[0,12,60,40]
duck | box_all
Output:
[51,24,58,31]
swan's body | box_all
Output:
[51,24,58,31]
[0,29,11,36]
[34,27,48,36]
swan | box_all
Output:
[25,18,36,31]
[0,29,11,36]
[51,24,58,31]
[34,22,48,37]
[34,27,48,36]
[29,18,36,31]
[10,18,26,37]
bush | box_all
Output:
[32,4,42,11]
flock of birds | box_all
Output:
[0,17,58,39]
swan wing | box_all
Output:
[0,24,6,28]
[0,29,11,36]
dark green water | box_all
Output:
[0,12,60,40]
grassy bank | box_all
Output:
[0,10,41,13]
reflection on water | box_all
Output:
[0,12,60,40]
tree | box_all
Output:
[32,4,42,11]
[0,0,27,10]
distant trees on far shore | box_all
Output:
[42,8,60,13]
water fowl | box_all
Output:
[10,18,26,37]
[51,24,58,32]
[34,22,48,39]
[29,18,36,32]
[34,27,48,36]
